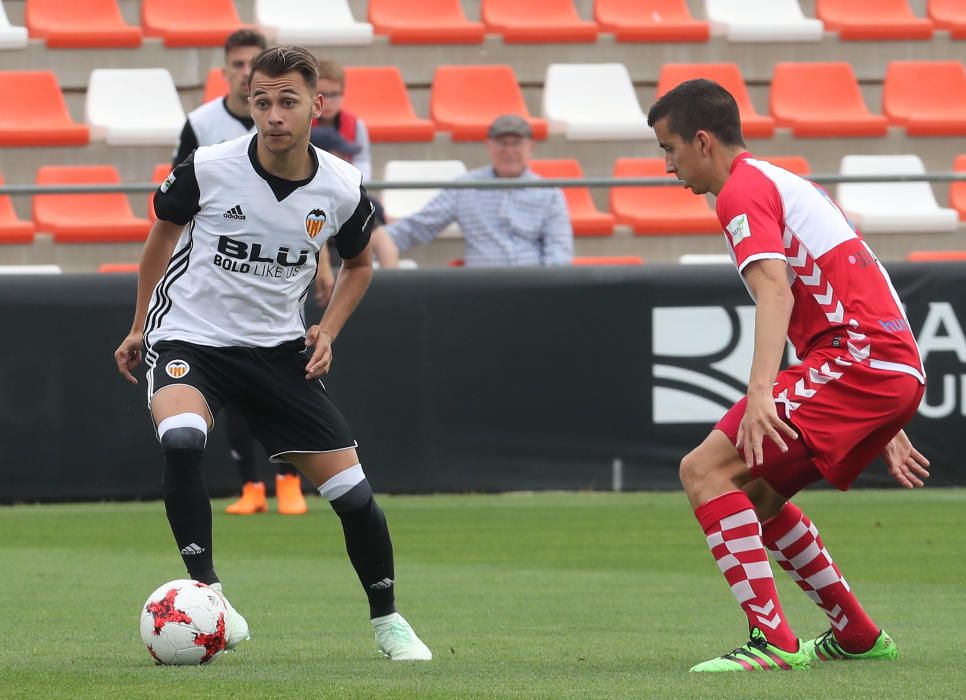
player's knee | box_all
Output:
[318,464,373,513]
[158,413,208,453]
[679,449,703,494]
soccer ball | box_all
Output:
[139,579,228,665]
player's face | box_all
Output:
[249,71,322,155]
[317,78,344,120]
[223,46,262,103]
[486,135,533,178]
[653,117,711,195]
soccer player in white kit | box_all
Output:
[114,46,431,661]
[646,79,929,672]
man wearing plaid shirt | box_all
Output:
[385,115,574,266]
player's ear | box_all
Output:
[695,130,713,157]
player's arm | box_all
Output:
[882,429,930,488]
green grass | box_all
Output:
[1,490,964,699]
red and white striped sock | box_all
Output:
[762,502,879,653]
[695,491,799,652]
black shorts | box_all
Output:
[146,339,356,461]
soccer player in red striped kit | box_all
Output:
[647,79,931,672]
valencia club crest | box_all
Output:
[305,209,327,239]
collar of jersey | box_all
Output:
[247,135,319,202]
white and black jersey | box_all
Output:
[173,98,256,166]
[147,133,374,350]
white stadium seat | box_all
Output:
[0,265,62,274]
[837,155,959,234]
[0,2,28,49]
[85,69,185,145]
[542,63,654,141]
[704,0,823,42]
[678,254,732,265]
[255,0,373,45]
[382,160,467,239]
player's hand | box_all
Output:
[882,429,930,488]
[304,325,333,379]
[736,389,798,469]
[114,332,144,385]
[315,269,336,307]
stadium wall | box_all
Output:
[2,264,965,503]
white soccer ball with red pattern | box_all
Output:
[139,579,228,665]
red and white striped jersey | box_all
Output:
[716,153,924,383]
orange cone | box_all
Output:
[276,473,308,515]
[225,482,268,515]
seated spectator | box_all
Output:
[314,59,372,181]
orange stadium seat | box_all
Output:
[816,0,933,40]
[529,159,614,236]
[770,63,888,138]
[33,166,151,243]
[951,155,966,221]
[656,64,775,138]
[610,158,720,235]
[0,71,90,146]
[368,0,484,44]
[572,256,644,265]
[343,67,435,142]
[430,65,548,141]
[26,0,142,48]
[906,251,966,262]
[595,0,710,42]
[482,0,597,43]
[141,0,245,47]
[929,0,966,38]
[148,163,171,223]
[759,156,812,176]
[0,174,36,244]
[203,68,230,104]
[97,263,140,273]
[884,62,966,136]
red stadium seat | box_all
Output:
[770,63,888,138]
[0,174,35,244]
[203,68,230,104]
[368,0,484,44]
[431,65,548,141]
[97,263,140,273]
[610,159,720,235]
[26,0,142,48]
[929,0,966,38]
[148,163,171,223]
[343,67,435,142]
[595,0,709,42]
[758,156,812,176]
[656,64,775,138]
[482,0,597,43]
[572,256,644,265]
[33,166,151,243]
[883,61,966,136]
[141,0,245,47]
[951,155,966,222]
[816,0,933,40]
[0,71,90,147]
[529,159,614,237]
[906,251,966,262]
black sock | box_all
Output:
[225,405,257,484]
[277,462,298,477]
[161,433,218,585]
[331,483,396,619]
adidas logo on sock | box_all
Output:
[180,543,206,556]
[223,205,246,220]
[369,577,394,590]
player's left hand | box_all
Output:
[304,325,333,379]
[736,389,798,469]
[882,429,930,488]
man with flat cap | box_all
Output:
[385,114,573,266]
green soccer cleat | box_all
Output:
[804,628,898,663]
[689,628,810,672]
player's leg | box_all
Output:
[224,404,268,515]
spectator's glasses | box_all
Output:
[320,91,344,99]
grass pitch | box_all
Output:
[1,489,963,699]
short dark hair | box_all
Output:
[316,59,345,87]
[224,28,267,54]
[647,79,746,147]
[249,45,319,91]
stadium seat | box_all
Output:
[883,61,966,136]
[758,156,812,176]
[529,159,615,237]
[203,68,229,104]
[0,264,61,273]
[343,67,435,142]
[610,158,720,235]
[85,69,185,145]
[25,0,142,48]
[430,66,548,141]
[770,63,887,137]
[542,64,654,141]
[705,0,823,42]
[381,160,467,238]
[148,163,170,223]
[906,251,966,262]
[368,0,484,44]
[97,263,140,273]
[572,256,644,265]
[0,71,90,146]
[0,174,35,244]
[929,0,966,38]
[679,254,732,264]
[482,0,597,43]
[836,155,958,234]
[0,3,28,48]
[33,165,152,243]
[816,0,934,40]
[594,0,709,42]
[656,64,775,138]
[951,155,966,221]
[254,0,373,45]
[141,0,245,47]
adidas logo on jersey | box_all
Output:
[223,205,246,220]
[180,543,206,556]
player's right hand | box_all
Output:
[114,332,144,384]
[736,389,798,469]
